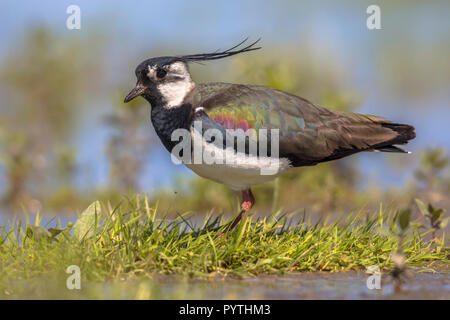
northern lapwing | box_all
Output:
[124,39,416,236]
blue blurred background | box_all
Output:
[0,0,448,217]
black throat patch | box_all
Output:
[150,104,193,153]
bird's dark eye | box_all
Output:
[156,68,167,78]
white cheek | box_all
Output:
[149,62,194,107]
[157,80,194,108]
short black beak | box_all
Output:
[124,83,146,103]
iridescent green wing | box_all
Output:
[193,83,414,166]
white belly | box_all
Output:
[185,161,289,191]
[184,128,292,191]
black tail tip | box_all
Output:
[382,123,416,143]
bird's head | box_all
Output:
[124,56,193,106]
[124,39,261,107]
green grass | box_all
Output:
[0,196,448,298]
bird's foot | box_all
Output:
[214,189,255,242]
[241,201,252,211]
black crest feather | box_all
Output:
[178,38,261,62]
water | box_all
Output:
[139,271,450,300]
[3,271,448,299]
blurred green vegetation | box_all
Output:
[104,93,153,192]
[0,28,105,212]
[0,27,448,224]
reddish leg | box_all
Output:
[216,189,255,239]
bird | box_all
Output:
[124,39,416,237]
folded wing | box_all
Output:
[193,83,416,166]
